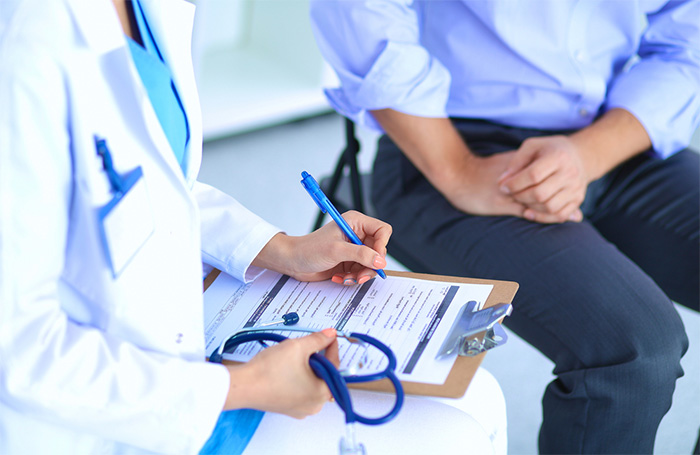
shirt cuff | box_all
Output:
[195,181,282,283]
[606,60,700,158]
[228,224,281,283]
[173,361,231,453]
[327,40,451,132]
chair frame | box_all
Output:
[313,118,365,230]
[313,117,425,272]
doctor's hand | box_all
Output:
[498,135,588,224]
[223,329,339,418]
[253,211,391,286]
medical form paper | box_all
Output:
[203,271,494,385]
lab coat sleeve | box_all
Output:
[309,0,451,131]
[193,181,282,283]
[605,0,700,157]
[0,36,229,455]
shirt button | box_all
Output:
[579,108,589,117]
[176,333,183,344]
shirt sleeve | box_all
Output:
[605,0,700,158]
[193,181,281,283]
[0,38,230,454]
[310,0,451,131]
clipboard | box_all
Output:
[203,269,518,399]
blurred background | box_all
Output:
[191,2,700,453]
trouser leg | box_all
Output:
[584,148,700,453]
[585,149,699,311]
[371,121,690,453]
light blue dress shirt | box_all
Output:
[310,0,700,158]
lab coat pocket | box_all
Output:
[61,131,154,314]
[92,136,155,278]
[98,166,155,278]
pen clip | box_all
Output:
[95,136,124,194]
[301,171,329,214]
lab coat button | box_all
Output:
[176,333,183,344]
[574,50,585,62]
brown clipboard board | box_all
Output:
[203,269,518,399]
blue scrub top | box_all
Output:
[199,409,264,455]
[126,0,189,174]
[126,3,264,453]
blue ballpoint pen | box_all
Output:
[300,171,387,279]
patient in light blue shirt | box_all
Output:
[311,1,700,453]
[312,0,699,158]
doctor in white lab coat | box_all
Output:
[0,0,508,454]
[0,0,394,453]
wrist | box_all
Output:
[251,233,295,276]
[568,133,604,182]
[569,108,652,181]
[434,149,479,197]
[223,362,260,411]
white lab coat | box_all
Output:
[0,0,280,453]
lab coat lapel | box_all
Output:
[66,0,193,196]
[139,0,203,184]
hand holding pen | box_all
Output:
[250,174,391,285]
[301,171,389,284]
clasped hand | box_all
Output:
[449,135,591,224]
[498,135,590,223]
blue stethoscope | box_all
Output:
[209,313,404,454]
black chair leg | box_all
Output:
[313,118,363,230]
[345,120,364,213]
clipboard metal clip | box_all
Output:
[436,301,513,358]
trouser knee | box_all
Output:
[615,316,687,409]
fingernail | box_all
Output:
[321,328,336,338]
[500,185,510,194]
[331,275,344,284]
[343,278,357,285]
[358,276,370,284]
[569,213,580,222]
[525,211,535,220]
[373,255,386,268]
[499,171,511,181]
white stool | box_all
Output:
[244,366,507,455]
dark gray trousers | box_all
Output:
[371,119,698,454]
